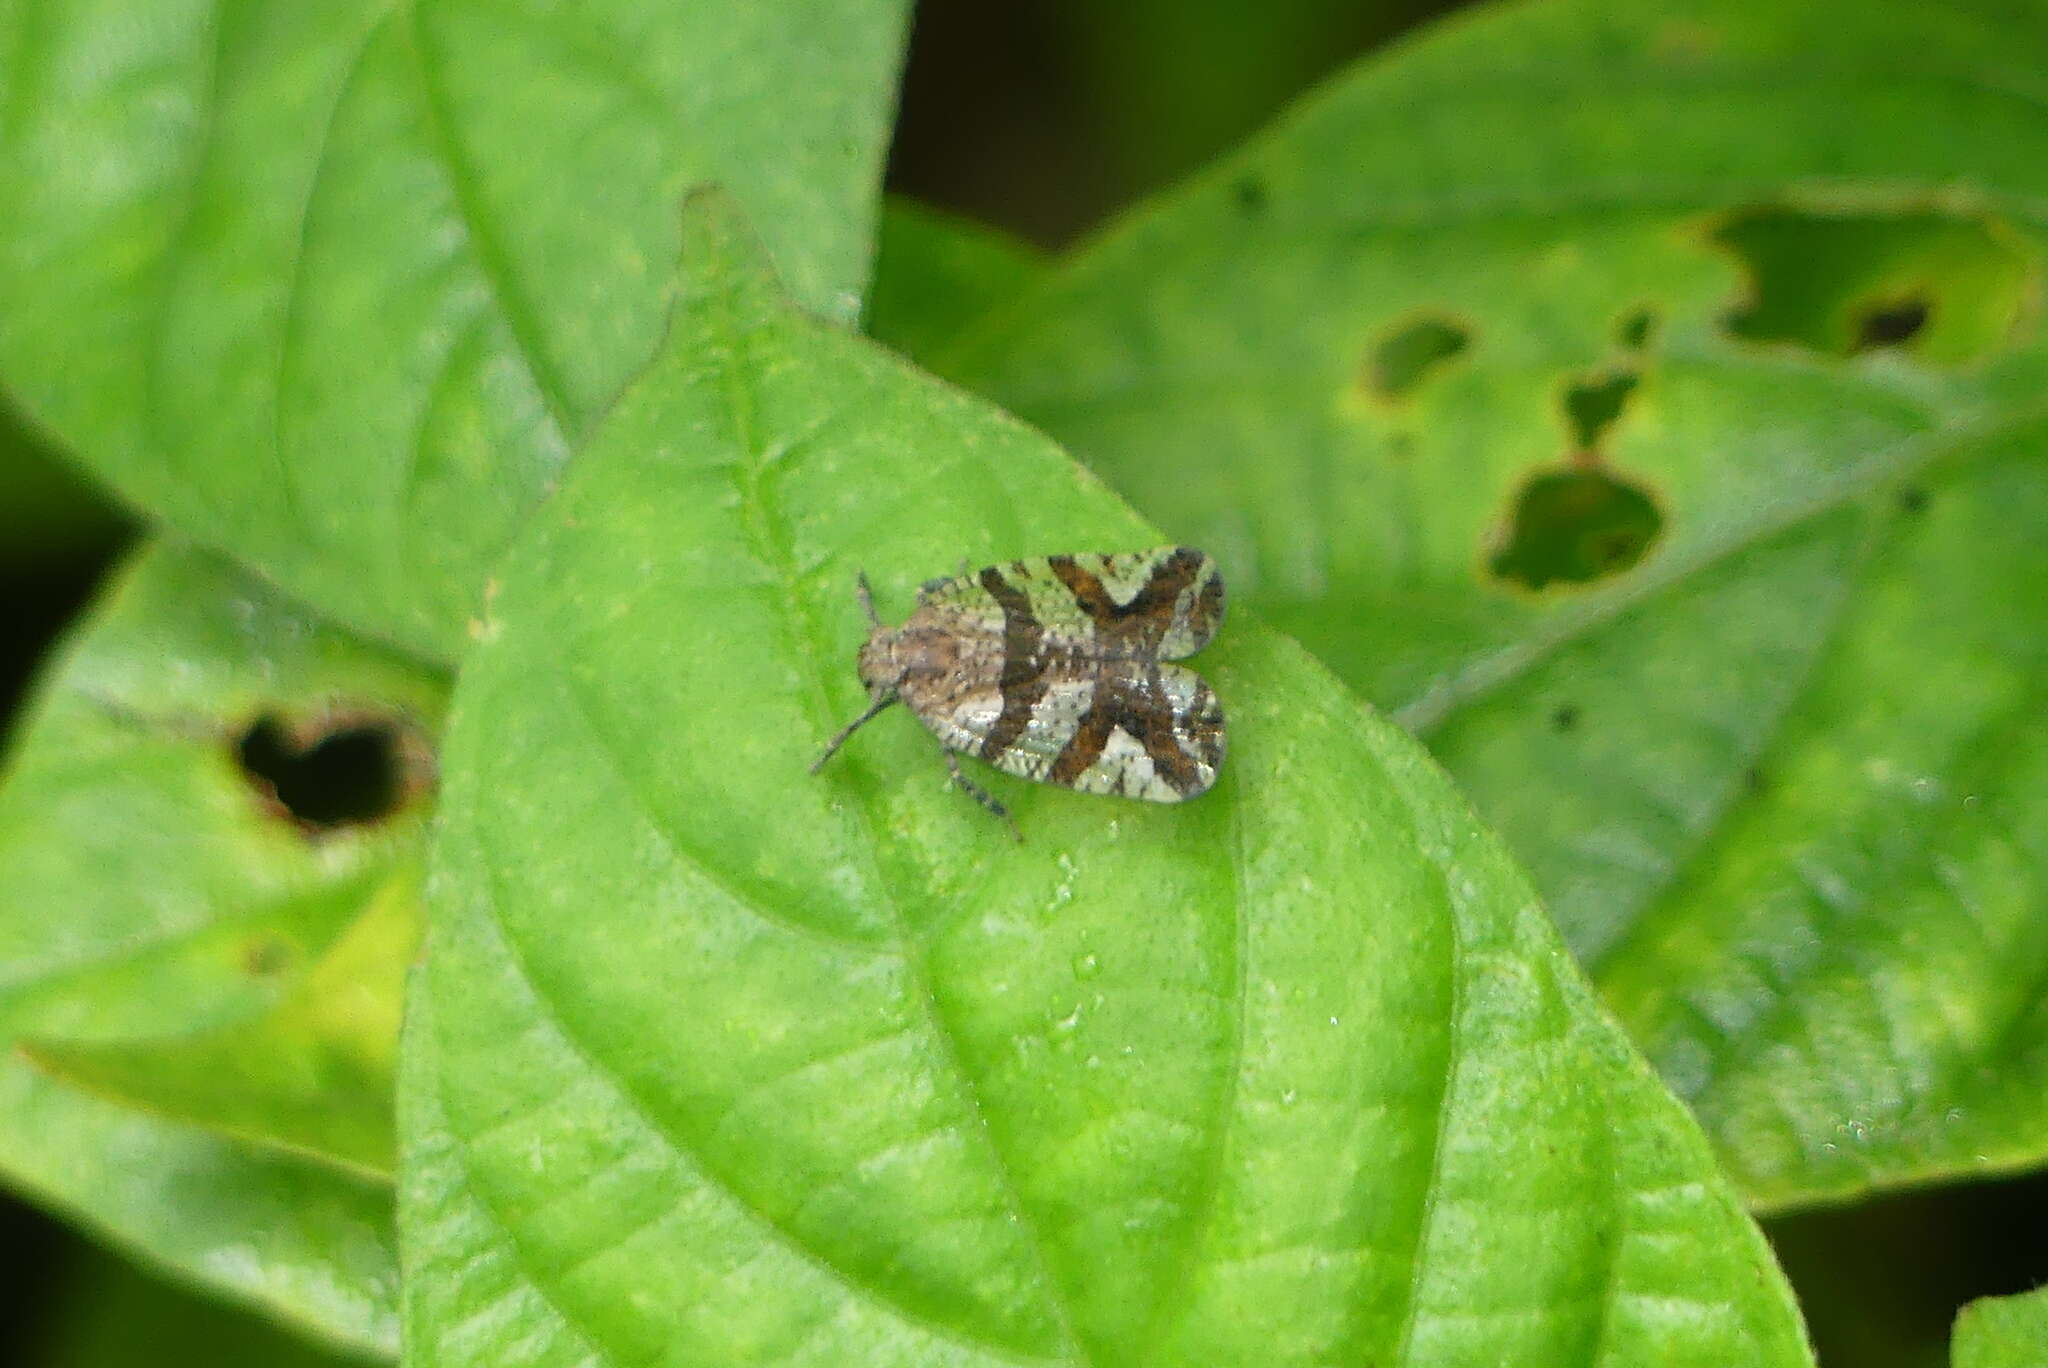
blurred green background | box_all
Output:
[1,1,2044,1364]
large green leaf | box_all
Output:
[400,194,1808,1367]
[0,540,446,1351]
[949,0,2048,1209]
[1954,1284,2048,1368]
[0,0,909,659]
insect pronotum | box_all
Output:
[811,546,1227,835]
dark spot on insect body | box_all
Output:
[1233,176,1268,214]
[1898,486,1929,514]
[1744,766,1767,794]
[1552,704,1580,733]
[237,712,428,832]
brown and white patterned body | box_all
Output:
[818,547,1227,811]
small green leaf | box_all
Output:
[0,540,443,1350]
[952,0,2048,1209]
[0,542,441,1044]
[401,194,1808,1367]
[0,0,910,658]
[1954,1284,2048,1368]
[865,200,1048,362]
[0,1053,398,1357]
[26,868,420,1178]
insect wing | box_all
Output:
[920,546,1225,661]
[975,661,1224,803]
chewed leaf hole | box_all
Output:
[1368,314,1470,400]
[237,713,423,831]
[1490,469,1663,590]
[1616,306,1659,350]
[1565,370,1639,451]
[1711,205,2031,365]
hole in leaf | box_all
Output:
[1616,306,1659,350]
[1368,314,1471,400]
[1233,176,1268,215]
[1490,469,1663,591]
[236,713,420,831]
[1711,205,2032,365]
[1564,370,1639,452]
[1855,295,1932,350]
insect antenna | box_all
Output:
[810,690,897,773]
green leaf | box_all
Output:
[0,540,445,1351]
[401,193,1808,1367]
[0,0,910,659]
[950,0,2048,1209]
[865,200,1047,363]
[0,1054,399,1358]
[26,866,420,1178]
[28,1240,379,1368]
[1954,1284,2048,1368]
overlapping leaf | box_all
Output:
[0,542,446,1351]
[0,0,909,658]
[947,0,2048,1209]
[865,201,1047,364]
[401,195,1809,1367]
[1953,1283,2048,1368]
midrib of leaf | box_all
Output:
[22,1039,400,1185]
[1384,861,1463,1368]
[270,14,392,568]
[706,264,1092,1364]
[404,0,576,445]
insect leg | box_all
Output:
[944,749,1023,843]
[810,689,897,773]
[855,571,881,629]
